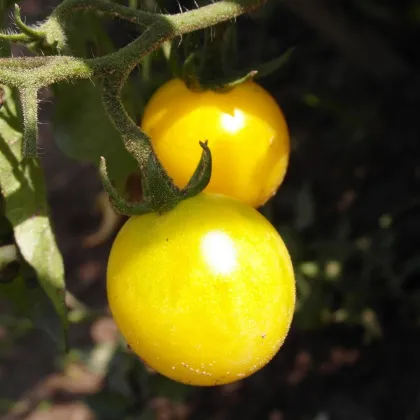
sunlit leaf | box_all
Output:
[0,83,68,349]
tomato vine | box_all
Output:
[0,0,267,348]
[0,0,265,211]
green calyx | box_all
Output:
[170,22,246,93]
[100,140,212,216]
[169,22,294,93]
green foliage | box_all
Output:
[0,83,68,349]
[0,0,263,349]
[0,0,265,223]
[172,24,293,91]
[1,0,419,418]
[50,12,139,188]
[0,273,66,347]
[53,79,139,192]
[51,12,169,193]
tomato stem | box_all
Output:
[19,86,39,158]
[0,0,266,214]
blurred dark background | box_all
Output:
[1,0,420,419]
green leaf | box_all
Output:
[0,244,17,272]
[0,84,68,349]
[0,272,64,346]
[52,79,139,192]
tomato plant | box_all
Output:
[1,0,419,418]
[141,78,290,208]
[0,0,296,410]
[107,193,295,386]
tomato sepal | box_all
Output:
[181,140,212,199]
[253,47,295,80]
[99,156,152,216]
[146,140,213,212]
[144,151,181,213]
[168,24,293,93]
[99,139,212,215]
[198,69,258,92]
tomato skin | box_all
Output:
[107,193,295,386]
[141,79,290,208]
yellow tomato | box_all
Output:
[141,79,290,208]
[107,193,295,386]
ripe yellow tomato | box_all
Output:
[107,193,295,386]
[141,79,290,208]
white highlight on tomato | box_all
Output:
[220,109,245,134]
[201,231,237,275]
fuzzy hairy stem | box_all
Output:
[51,0,157,27]
[0,0,265,88]
[51,0,263,30]
[0,56,93,89]
[101,75,153,172]
[14,5,45,40]
[20,86,39,157]
[168,0,264,35]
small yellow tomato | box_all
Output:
[107,193,295,386]
[141,79,290,208]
